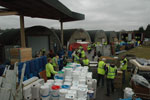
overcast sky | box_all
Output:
[0,0,150,31]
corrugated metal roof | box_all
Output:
[0,0,85,22]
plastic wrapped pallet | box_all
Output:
[132,74,150,88]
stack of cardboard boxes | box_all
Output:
[10,48,32,64]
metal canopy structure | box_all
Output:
[0,0,85,47]
[0,0,84,22]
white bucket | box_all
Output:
[64,82,72,86]
[54,82,63,87]
[72,81,79,87]
[40,85,50,100]
[79,79,86,85]
[78,84,88,88]
[64,68,73,77]
[51,85,60,99]
[77,88,88,99]
[65,93,75,100]
[47,79,54,84]
[59,89,68,100]
[68,90,77,98]
[65,78,72,82]
[55,79,63,84]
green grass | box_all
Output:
[117,46,150,59]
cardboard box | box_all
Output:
[10,48,32,59]
[10,48,32,64]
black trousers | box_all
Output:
[106,79,114,95]
[97,74,104,87]
[122,70,126,84]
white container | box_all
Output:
[65,93,75,100]
[64,82,72,86]
[68,90,77,98]
[124,88,134,99]
[70,86,78,91]
[41,96,50,100]
[40,85,50,100]
[87,81,93,90]
[59,89,68,100]
[65,68,73,77]
[65,76,72,80]
[24,95,32,100]
[65,79,72,82]
[72,81,79,87]
[31,84,41,99]
[79,79,86,85]
[51,86,60,100]
[54,82,63,87]
[55,79,63,84]
[47,79,54,84]
[92,79,97,90]
[77,88,88,99]
[78,84,88,88]
[72,72,80,81]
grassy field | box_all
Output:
[117,46,150,59]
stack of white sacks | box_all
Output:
[24,63,97,100]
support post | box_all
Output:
[60,21,64,46]
[20,15,26,48]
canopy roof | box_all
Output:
[0,0,85,22]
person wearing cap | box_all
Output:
[97,58,106,87]
[120,56,128,84]
[46,58,58,79]
[82,56,89,66]
[105,63,117,96]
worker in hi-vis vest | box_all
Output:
[81,48,86,58]
[52,54,59,71]
[120,56,128,84]
[97,58,106,87]
[87,45,91,54]
[46,58,58,79]
[82,56,89,66]
[74,52,80,64]
[105,63,117,96]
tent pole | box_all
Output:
[20,15,26,48]
[60,21,64,46]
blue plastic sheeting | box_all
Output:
[0,65,5,76]
[18,56,47,81]
[119,98,141,100]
